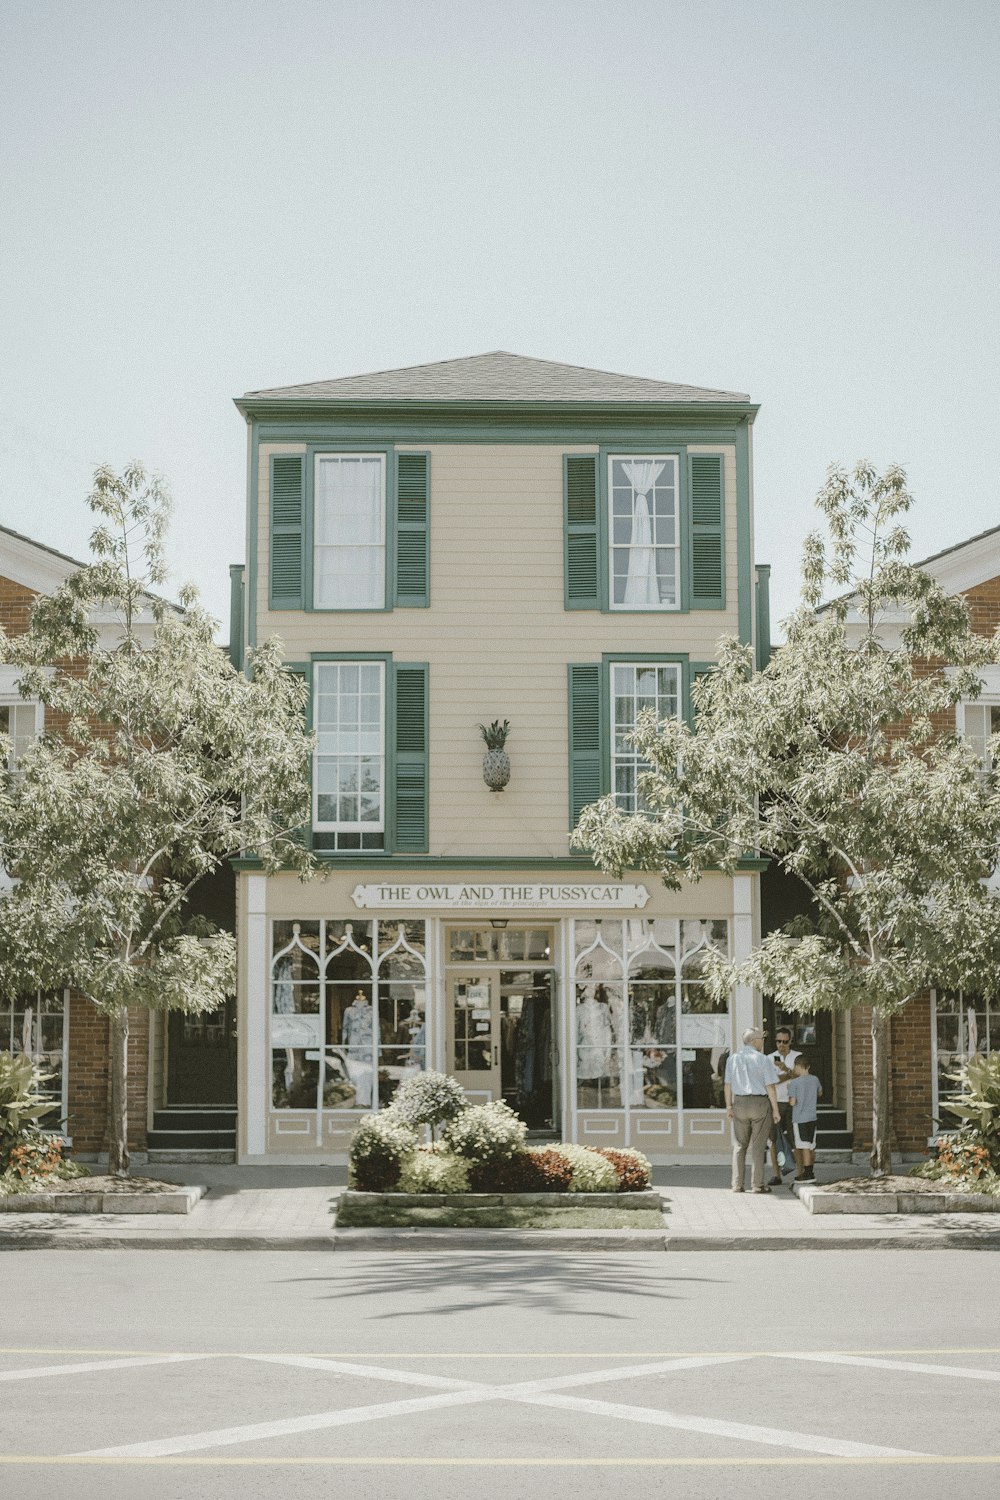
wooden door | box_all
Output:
[447,972,500,1103]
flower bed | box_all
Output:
[348,1071,653,1196]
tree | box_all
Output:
[574,463,1000,1175]
[0,464,314,1174]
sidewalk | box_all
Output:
[2,1163,999,1250]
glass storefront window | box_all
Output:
[270,918,426,1114]
[573,917,730,1111]
[378,921,427,1107]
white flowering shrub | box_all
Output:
[389,1071,467,1134]
[348,1113,418,1191]
[442,1100,527,1164]
[397,1147,470,1195]
[553,1144,619,1193]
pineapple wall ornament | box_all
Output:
[479,719,511,792]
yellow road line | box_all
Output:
[2,1345,1000,1361]
[1,1455,1000,1467]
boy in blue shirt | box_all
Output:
[786,1055,823,1182]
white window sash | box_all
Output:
[607,454,680,612]
[609,661,682,813]
[313,453,387,610]
[312,662,386,832]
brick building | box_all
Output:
[762,522,1000,1161]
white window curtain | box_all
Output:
[620,460,664,607]
[314,456,385,609]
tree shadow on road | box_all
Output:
[277,1254,725,1319]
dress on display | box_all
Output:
[576,995,614,1079]
[341,997,374,1107]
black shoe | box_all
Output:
[768,1176,782,1186]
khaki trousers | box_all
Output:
[732,1095,773,1190]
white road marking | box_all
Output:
[71,1350,924,1462]
[0,1355,208,1383]
[244,1354,482,1391]
[518,1392,928,1459]
[78,1389,494,1458]
[783,1353,1000,1382]
[503,1354,750,1395]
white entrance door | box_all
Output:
[447,973,499,1103]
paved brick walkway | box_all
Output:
[1,1163,998,1249]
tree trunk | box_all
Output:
[870,1006,892,1177]
[108,1009,129,1177]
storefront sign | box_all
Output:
[350,882,650,910]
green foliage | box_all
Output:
[941,1052,1000,1156]
[0,1052,59,1167]
[396,1146,470,1194]
[388,1071,467,1134]
[478,719,510,750]
[0,464,315,1020]
[348,1113,418,1191]
[441,1100,527,1164]
[552,1144,620,1193]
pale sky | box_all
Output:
[1,0,997,637]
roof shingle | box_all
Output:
[241,350,750,405]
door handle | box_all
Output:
[494,1044,499,1067]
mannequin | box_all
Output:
[341,989,374,1107]
[576,983,614,1080]
[342,989,374,1053]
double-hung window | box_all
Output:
[0,701,38,769]
[609,455,680,610]
[961,700,1000,770]
[314,662,385,850]
[314,454,386,609]
[611,662,681,812]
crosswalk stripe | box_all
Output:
[0,1355,208,1383]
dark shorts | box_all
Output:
[793,1119,817,1150]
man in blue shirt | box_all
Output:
[724,1027,781,1193]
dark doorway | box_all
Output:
[167,1000,237,1104]
[499,969,558,1133]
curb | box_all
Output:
[3,1226,1000,1252]
[0,1185,206,1216]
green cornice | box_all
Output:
[230,854,769,873]
[235,397,760,427]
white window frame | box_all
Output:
[930,988,997,1139]
[0,674,43,769]
[609,660,682,814]
[312,661,386,835]
[313,452,387,611]
[0,988,70,1140]
[956,695,1000,770]
[607,453,681,612]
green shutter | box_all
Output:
[568,663,604,826]
[564,455,600,609]
[393,663,428,852]
[689,454,725,609]
[395,453,429,607]
[269,455,305,609]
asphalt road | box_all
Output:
[1,1249,999,1499]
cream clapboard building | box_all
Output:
[230,352,767,1162]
